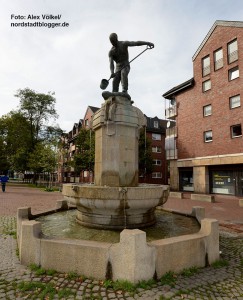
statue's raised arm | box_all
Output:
[107,33,154,94]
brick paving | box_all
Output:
[0,184,242,299]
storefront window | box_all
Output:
[211,171,235,195]
[180,170,194,192]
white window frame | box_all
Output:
[202,55,210,76]
[152,146,162,153]
[202,79,211,92]
[230,95,240,109]
[228,39,238,64]
[204,130,212,142]
[152,172,162,178]
[214,48,223,70]
[203,104,212,117]
[152,133,161,140]
[229,66,239,81]
[153,159,162,166]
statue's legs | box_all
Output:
[112,72,121,92]
[121,66,130,93]
[112,66,130,93]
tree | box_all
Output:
[15,88,58,148]
[28,143,56,173]
[0,88,63,178]
[139,128,153,177]
[0,111,32,172]
[72,128,95,174]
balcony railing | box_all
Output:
[166,126,177,137]
[166,149,178,160]
[165,106,177,119]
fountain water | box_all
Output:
[62,95,169,229]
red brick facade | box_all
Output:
[163,21,243,196]
[177,24,243,159]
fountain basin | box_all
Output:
[17,202,219,283]
[62,184,170,229]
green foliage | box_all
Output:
[136,278,156,289]
[103,279,113,289]
[160,271,177,286]
[28,264,56,276]
[18,281,76,300]
[27,142,56,174]
[58,287,76,299]
[46,269,57,276]
[15,88,58,146]
[102,278,157,294]
[139,128,153,176]
[66,271,79,280]
[0,111,32,172]
[211,259,229,268]
[73,128,95,173]
[180,266,199,277]
[112,280,135,292]
[0,88,63,175]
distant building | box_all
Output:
[58,106,99,183]
[163,20,243,196]
[139,115,167,185]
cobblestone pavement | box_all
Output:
[0,185,242,299]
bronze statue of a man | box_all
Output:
[109,33,154,93]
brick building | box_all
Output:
[58,106,99,183]
[163,20,243,196]
[139,116,167,185]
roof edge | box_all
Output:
[192,20,243,61]
[162,78,194,99]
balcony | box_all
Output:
[165,105,177,119]
[166,126,177,137]
[166,149,178,160]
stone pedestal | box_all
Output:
[62,95,170,229]
[92,96,146,187]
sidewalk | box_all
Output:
[163,193,243,234]
[0,184,63,216]
[0,184,242,299]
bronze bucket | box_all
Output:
[100,78,109,90]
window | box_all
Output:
[154,121,159,128]
[152,146,161,153]
[214,48,223,70]
[153,159,161,166]
[152,133,161,140]
[202,55,210,76]
[204,130,212,142]
[229,66,239,81]
[231,124,242,138]
[230,95,240,109]
[152,172,162,178]
[85,119,89,126]
[228,39,238,64]
[202,79,211,92]
[203,104,212,116]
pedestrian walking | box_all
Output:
[0,174,9,192]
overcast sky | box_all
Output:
[1,0,243,132]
